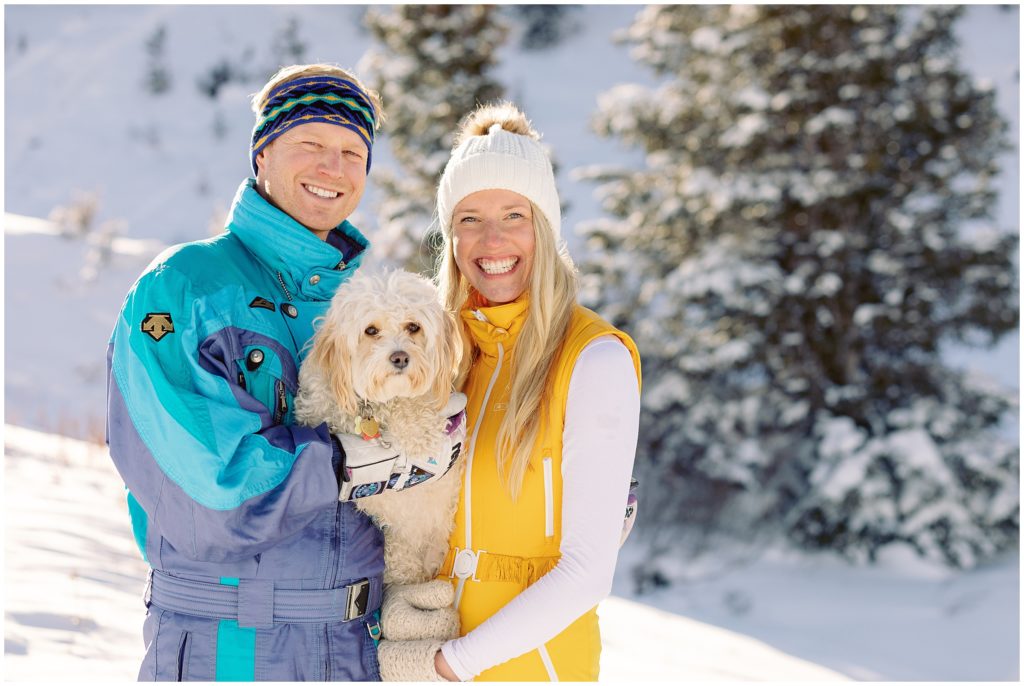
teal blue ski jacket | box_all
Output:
[106,179,385,680]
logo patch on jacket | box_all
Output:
[249,296,276,312]
[141,313,174,341]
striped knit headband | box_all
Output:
[250,75,377,176]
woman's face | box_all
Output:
[452,189,536,306]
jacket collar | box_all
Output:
[461,295,530,359]
[225,179,369,301]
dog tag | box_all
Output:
[357,417,381,440]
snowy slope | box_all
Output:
[3,424,849,682]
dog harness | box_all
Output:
[338,399,467,502]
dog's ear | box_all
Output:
[430,308,463,412]
[308,316,360,418]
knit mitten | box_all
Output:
[377,639,446,682]
[381,580,460,641]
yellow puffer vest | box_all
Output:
[438,298,641,681]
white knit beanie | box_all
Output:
[436,123,561,238]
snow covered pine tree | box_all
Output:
[359,5,508,273]
[577,5,1018,569]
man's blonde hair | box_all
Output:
[250,63,385,129]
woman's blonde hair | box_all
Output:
[436,103,579,500]
[250,63,385,129]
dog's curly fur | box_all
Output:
[294,270,464,586]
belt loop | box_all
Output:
[237,579,275,629]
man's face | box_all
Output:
[254,122,369,238]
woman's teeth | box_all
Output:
[478,257,518,275]
[304,184,338,199]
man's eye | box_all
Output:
[364,326,379,336]
[344,150,364,159]
[406,323,421,334]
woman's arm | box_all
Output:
[439,336,641,680]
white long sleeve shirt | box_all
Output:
[440,336,641,680]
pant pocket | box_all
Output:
[175,631,192,681]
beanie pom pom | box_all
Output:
[453,102,538,148]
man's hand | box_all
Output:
[381,580,459,641]
[377,639,447,682]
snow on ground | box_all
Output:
[3,424,847,683]
[4,424,1017,682]
[611,540,1019,682]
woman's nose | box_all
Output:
[481,221,504,245]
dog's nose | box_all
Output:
[390,350,409,370]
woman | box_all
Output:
[381,102,642,682]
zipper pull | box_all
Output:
[274,380,288,423]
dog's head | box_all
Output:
[307,270,460,416]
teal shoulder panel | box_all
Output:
[110,247,307,511]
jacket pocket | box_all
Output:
[542,456,555,538]
[236,345,294,425]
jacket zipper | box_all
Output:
[455,341,504,609]
[324,504,342,680]
[273,380,288,424]
[276,271,294,302]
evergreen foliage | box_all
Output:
[507,5,583,51]
[143,24,172,96]
[360,5,509,273]
[578,5,1019,569]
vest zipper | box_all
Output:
[537,644,559,681]
[455,341,504,609]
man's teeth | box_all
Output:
[479,258,517,275]
[305,184,338,199]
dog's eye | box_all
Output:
[364,326,379,337]
[406,323,421,335]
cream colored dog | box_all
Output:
[294,270,464,587]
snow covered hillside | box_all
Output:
[4,426,1017,681]
[4,424,851,682]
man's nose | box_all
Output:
[317,150,344,177]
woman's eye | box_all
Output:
[364,326,379,337]
[458,216,478,224]
[507,212,524,220]
[406,323,421,334]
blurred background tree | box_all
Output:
[359,5,509,273]
[576,5,1019,574]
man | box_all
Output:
[106,64,464,681]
